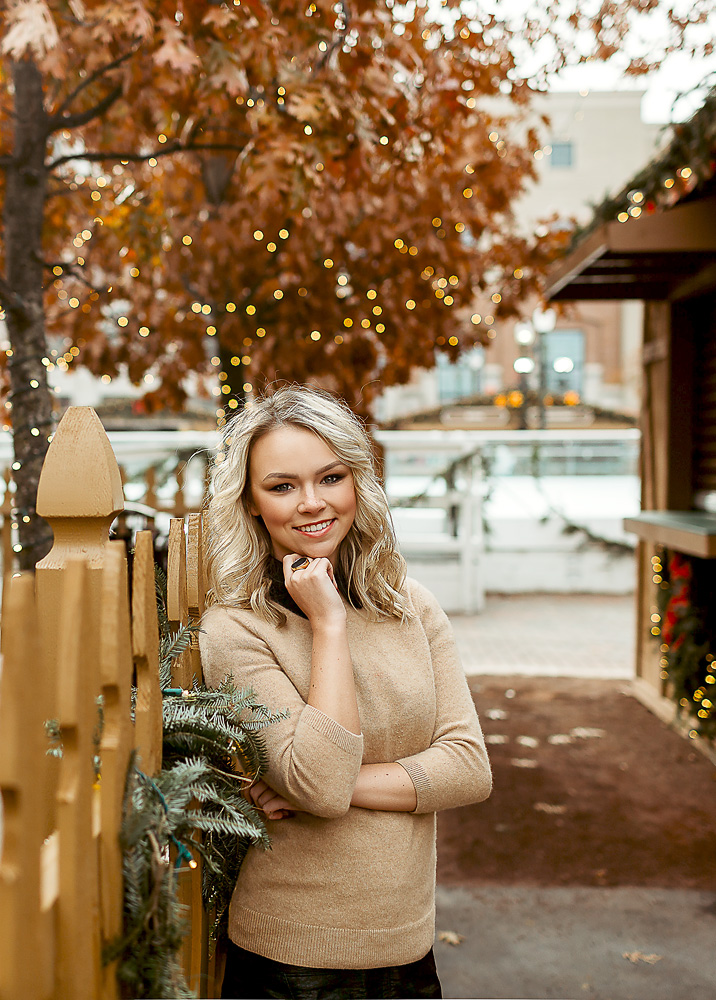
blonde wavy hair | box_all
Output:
[204,386,409,624]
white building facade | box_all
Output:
[375,90,665,423]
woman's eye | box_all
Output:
[270,483,292,492]
[323,473,344,485]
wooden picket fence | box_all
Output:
[0,407,215,999]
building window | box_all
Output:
[436,349,483,403]
[550,141,574,169]
[543,329,584,395]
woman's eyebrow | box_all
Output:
[261,460,346,483]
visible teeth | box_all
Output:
[296,519,332,533]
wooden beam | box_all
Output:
[546,196,716,300]
[550,281,670,301]
[624,510,716,557]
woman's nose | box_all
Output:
[298,487,326,513]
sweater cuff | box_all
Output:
[397,758,432,813]
[302,704,364,756]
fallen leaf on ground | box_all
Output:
[571,727,606,739]
[438,931,464,946]
[534,802,567,814]
[548,734,574,745]
[511,758,538,768]
[622,952,663,965]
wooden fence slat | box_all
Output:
[186,512,205,614]
[1,468,15,586]
[166,513,211,994]
[0,573,47,1000]
[97,542,134,1000]
[55,558,102,1000]
[132,530,163,776]
[187,513,206,686]
[167,517,192,688]
[167,518,188,625]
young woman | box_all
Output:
[201,386,492,1000]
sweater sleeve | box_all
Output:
[200,607,364,819]
[396,582,492,815]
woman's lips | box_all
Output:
[293,518,336,537]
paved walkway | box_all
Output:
[438,595,716,1000]
[449,593,635,679]
[435,885,716,1000]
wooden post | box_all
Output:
[35,407,124,667]
[0,574,49,1000]
[132,530,163,777]
[54,558,102,999]
[35,406,124,844]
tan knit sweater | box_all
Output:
[200,577,491,970]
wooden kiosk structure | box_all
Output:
[544,91,716,725]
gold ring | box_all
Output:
[291,556,310,570]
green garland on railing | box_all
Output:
[651,546,716,742]
[391,444,634,557]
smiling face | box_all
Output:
[247,424,357,565]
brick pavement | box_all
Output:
[448,593,635,678]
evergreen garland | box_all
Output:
[104,567,288,998]
[574,85,716,242]
[652,547,716,741]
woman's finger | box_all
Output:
[265,808,294,821]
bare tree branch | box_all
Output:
[39,256,102,294]
[50,46,140,122]
[47,82,123,134]
[0,274,27,317]
[47,141,253,171]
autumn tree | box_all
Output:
[1,0,713,566]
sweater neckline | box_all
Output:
[265,557,362,619]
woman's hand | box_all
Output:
[283,554,346,629]
[246,779,297,821]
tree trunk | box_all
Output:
[3,57,54,568]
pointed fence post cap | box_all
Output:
[36,407,124,519]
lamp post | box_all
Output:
[531,307,556,430]
[513,355,535,430]
[512,308,557,430]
